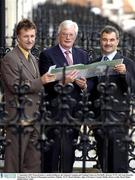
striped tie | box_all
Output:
[65,51,73,65]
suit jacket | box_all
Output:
[1,46,43,123]
[39,44,91,106]
[90,52,134,173]
[90,51,135,113]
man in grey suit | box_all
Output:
[0,19,56,172]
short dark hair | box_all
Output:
[100,25,119,39]
[16,19,37,35]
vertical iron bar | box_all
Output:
[18,126,22,173]
[82,124,87,173]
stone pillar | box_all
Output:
[0,0,5,48]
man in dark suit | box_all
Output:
[89,25,135,172]
[39,20,91,172]
[0,19,56,172]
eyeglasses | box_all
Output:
[61,32,75,38]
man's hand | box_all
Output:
[64,69,79,84]
[114,64,126,74]
[41,73,56,84]
[75,77,87,90]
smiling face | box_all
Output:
[17,28,36,51]
[58,26,77,50]
[100,32,119,55]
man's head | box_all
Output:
[100,25,120,55]
[16,19,36,51]
[57,20,78,50]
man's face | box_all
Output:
[17,28,36,51]
[58,26,77,49]
[100,32,119,55]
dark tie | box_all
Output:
[103,56,109,61]
[65,51,73,65]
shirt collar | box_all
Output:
[59,44,72,54]
[103,50,117,61]
[18,45,30,60]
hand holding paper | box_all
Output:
[64,69,79,84]
[114,63,126,74]
[41,72,56,84]
[75,77,87,89]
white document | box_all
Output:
[48,59,124,81]
[48,65,56,73]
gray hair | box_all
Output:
[100,25,120,39]
[57,20,79,36]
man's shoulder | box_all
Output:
[123,56,134,66]
[42,45,58,52]
[116,52,132,61]
[114,52,135,67]
[40,46,58,59]
[114,51,130,60]
[73,47,89,58]
[4,47,18,59]
[73,47,86,53]
[1,47,19,67]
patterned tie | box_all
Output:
[103,56,109,61]
[65,51,73,65]
[28,53,37,76]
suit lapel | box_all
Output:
[53,45,68,67]
[54,47,82,66]
[29,53,40,77]
[52,46,84,67]
[15,47,38,78]
[72,48,78,64]
[113,52,123,60]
